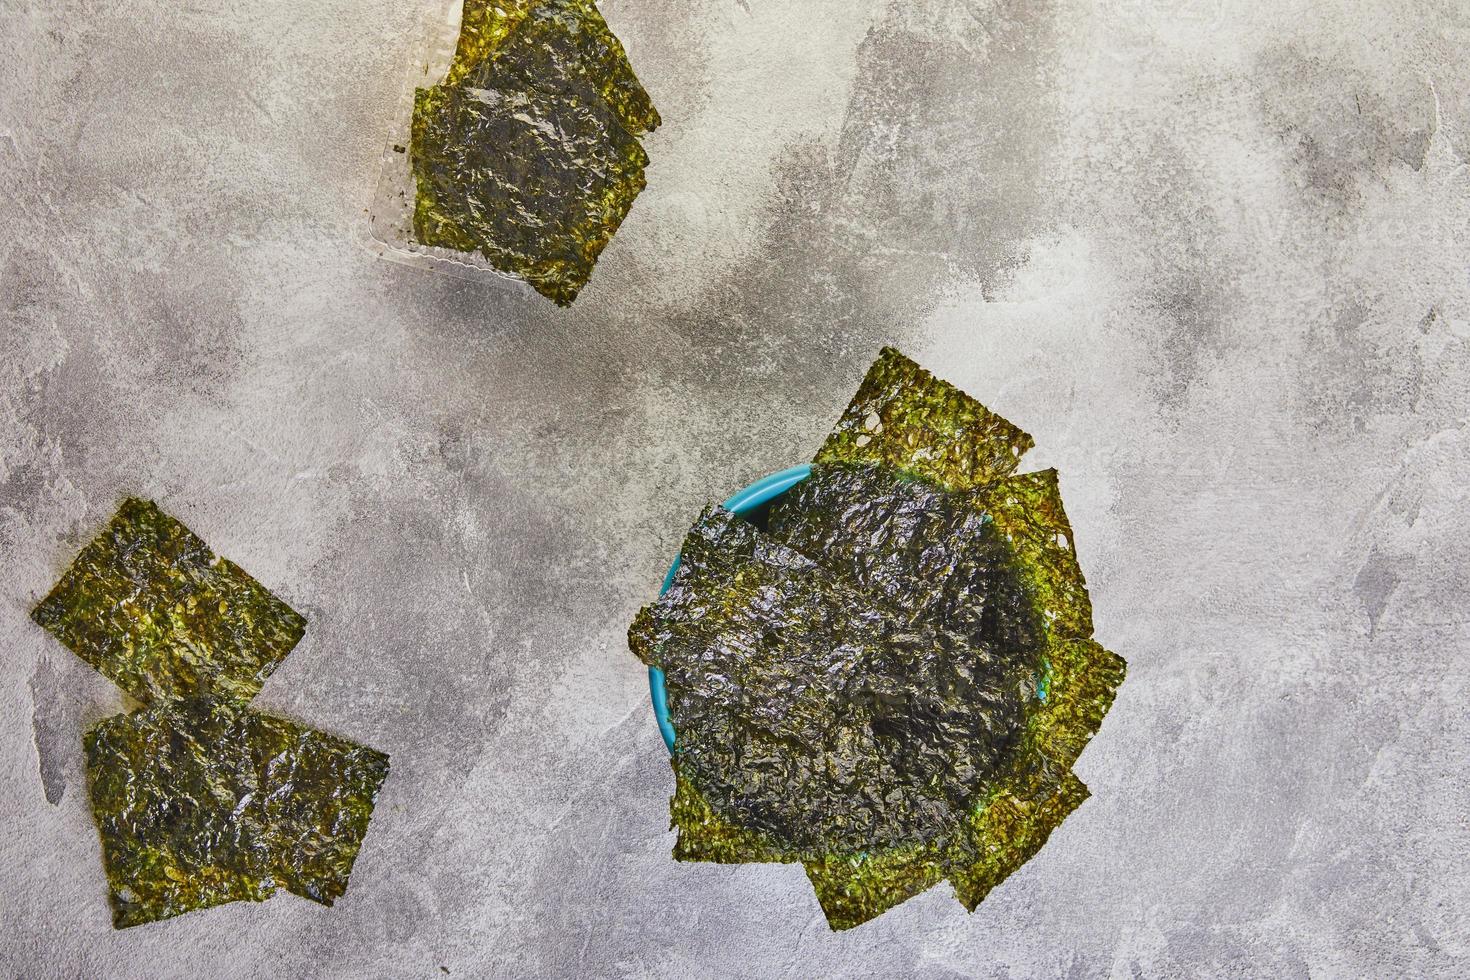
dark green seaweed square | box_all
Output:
[633,507,1024,856]
[449,0,659,135]
[944,770,1091,911]
[803,844,948,932]
[412,0,659,305]
[767,461,1046,654]
[32,499,305,706]
[85,699,391,927]
[84,699,277,928]
[251,714,391,906]
[412,76,648,305]
[637,348,1125,930]
[970,468,1095,641]
[815,347,1034,489]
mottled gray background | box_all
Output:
[3,0,1468,976]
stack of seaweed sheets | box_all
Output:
[31,500,389,928]
[629,348,1126,930]
[411,0,660,305]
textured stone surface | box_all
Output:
[3,0,1469,975]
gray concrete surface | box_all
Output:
[3,0,1469,976]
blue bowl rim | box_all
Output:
[648,464,813,752]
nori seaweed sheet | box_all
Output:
[796,766,1096,928]
[815,347,1035,490]
[631,507,1026,855]
[944,634,1122,912]
[35,499,389,927]
[768,462,1102,729]
[667,763,797,865]
[801,466,1121,927]
[412,80,647,305]
[412,0,659,305]
[446,0,531,84]
[448,0,659,134]
[789,531,1122,928]
[804,362,1123,926]
[755,461,1087,926]
[767,461,1045,654]
[32,498,306,705]
[251,714,391,906]
[637,347,1125,929]
[85,698,391,927]
[944,769,1090,911]
[971,468,1095,641]
[84,699,278,928]
[802,841,948,930]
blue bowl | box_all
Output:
[649,464,813,752]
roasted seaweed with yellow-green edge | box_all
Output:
[803,841,949,930]
[447,0,531,84]
[674,613,1112,919]
[768,461,1045,653]
[628,346,1126,930]
[447,0,659,134]
[804,356,1121,925]
[631,507,1026,855]
[944,769,1091,911]
[85,698,278,928]
[815,346,1034,490]
[84,699,392,927]
[31,498,305,704]
[944,637,1121,912]
[33,499,389,927]
[667,763,797,865]
[251,714,391,906]
[412,0,660,305]
[756,462,1084,926]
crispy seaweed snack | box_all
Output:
[815,346,1035,490]
[84,699,278,928]
[33,499,390,928]
[411,0,660,305]
[84,699,392,928]
[447,0,659,134]
[630,346,1126,930]
[251,714,391,906]
[632,508,1026,854]
[767,462,1044,653]
[31,498,305,704]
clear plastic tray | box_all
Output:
[363,0,533,293]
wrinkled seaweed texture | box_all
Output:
[84,698,392,927]
[761,461,1099,926]
[815,347,1035,490]
[31,498,306,705]
[802,353,1123,926]
[635,348,1125,930]
[84,699,278,928]
[632,507,1025,855]
[803,842,948,932]
[412,0,659,305]
[446,0,531,84]
[34,499,389,927]
[251,714,391,906]
[768,462,1045,655]
[945,770,1091,912]
[667,764,795,866]
[811,488,1120,924]
[449,0,659,134]
[974,468,1095,641]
